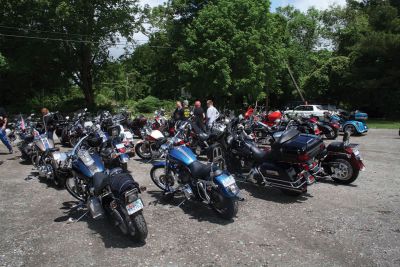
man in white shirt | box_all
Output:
[206,100,219,129]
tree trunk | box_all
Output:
[80,44,94,107]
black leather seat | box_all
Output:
[327,141,344,152]
[249,145,273,163]
[93,172,110,195]
[189,161,211,180]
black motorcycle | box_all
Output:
[220,119,325,196]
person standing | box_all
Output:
[0,110,13,153]
[172,101,184,122]
[182,100,191,120]
[206,100,219,129]
[41,108,54,141]
[192,100,206,133]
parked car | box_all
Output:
[284,105,329,119]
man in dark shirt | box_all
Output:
[192,100,206,133]
[172,101,184,122]
[41,108,54,141]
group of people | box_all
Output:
[0,107,55,154]
[172,99,220,133]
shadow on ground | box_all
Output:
[54,201,146,248]
[146,190,235,225]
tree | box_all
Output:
[0,0,143,106]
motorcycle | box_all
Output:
[316,131,365,184]
[60,108,93,147]
[221,119,324,196]
[64,134,148,241]
[149,122,241,219]
[134,122,167,160]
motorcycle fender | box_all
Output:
[214,173,240,198]
[152,160,166,167]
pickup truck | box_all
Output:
[284,105,329,119]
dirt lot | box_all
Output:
[0,129,399,267]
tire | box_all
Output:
[121,162,128,172]
[135,143,152,160]
[65,177,85,201]
[344,125,356,136]
[330,158,359,184]
[325,128,338,140]
[130,212,148,242]
[60,128,68,146]
[210,189,238,220]
[150,165,176,191]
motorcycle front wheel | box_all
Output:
[150,165,176,191]
[135,143,152,160]
[210,188,238,220]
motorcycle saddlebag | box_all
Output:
[274,134,324,163]
[109,172,139,198]
[259,162,304,188]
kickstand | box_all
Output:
[68,211,88,223]
[177,199,186,208]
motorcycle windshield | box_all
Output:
[169,145,197,166]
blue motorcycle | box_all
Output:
[150,122,241,220]
[64,134,148,242]
[329,110,368,136]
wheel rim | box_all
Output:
[138,144,151,158]
[152,168,175,190]
[332,162,352,180]
[346,125,355,134]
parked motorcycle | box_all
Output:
[150,122,241,219]
[135,122,167,160]
[221,119,323,196]
[64,134,148,241]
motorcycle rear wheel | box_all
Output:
[130,212,148,242]
[210,189,238,220]
[330,158,359,184]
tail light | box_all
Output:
[345,147,353,154]
[118,147,127,153]
[298,153,310,162]
[332,123,340,129]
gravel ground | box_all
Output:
[0,129,399,267]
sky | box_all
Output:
[109,0,347,57]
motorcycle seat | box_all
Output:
[327,141,344,152]
[250,145,273,163]
[93,172,110,195]
[189,161,212,180]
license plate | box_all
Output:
[126,199,144,215]
[221,175,236,187]
[116,143,124,149]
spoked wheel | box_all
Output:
[150,165,176,191]
[209,188,238,220]
[135,143,152,160]
[330,159,359,184]
[325,129,338,140]
[65,177,85,201]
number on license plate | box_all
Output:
[126,199,144,215]
[221,175,236,187]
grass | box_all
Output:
[367,119,400,129]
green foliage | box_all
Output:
[135,96,175,114]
